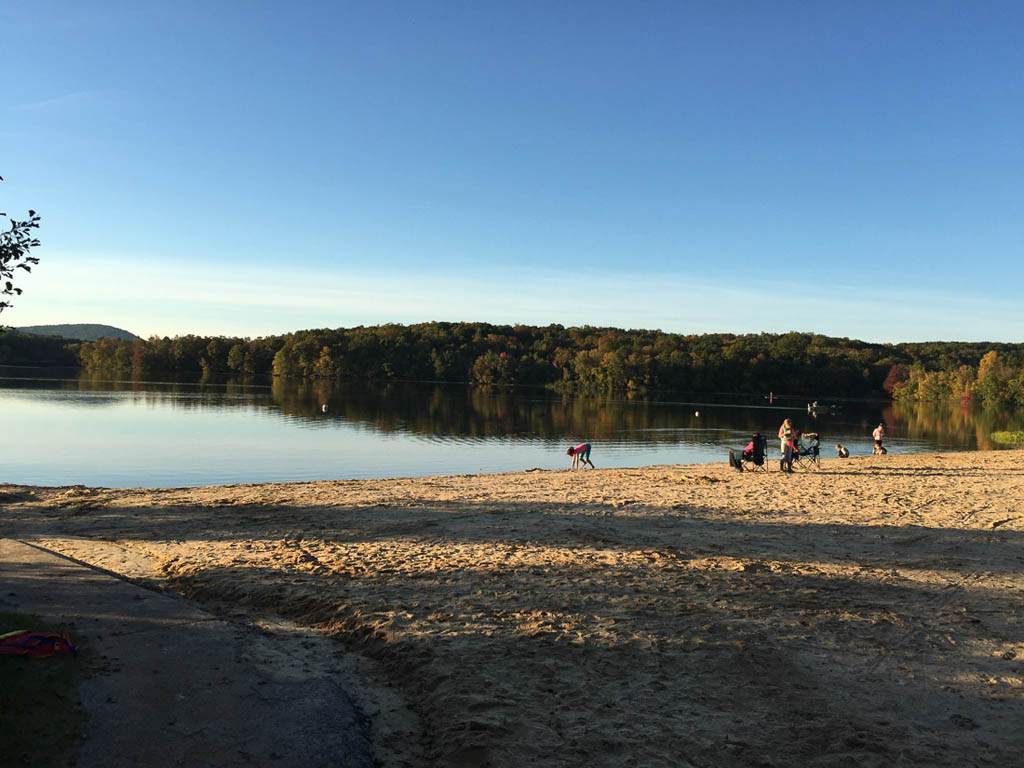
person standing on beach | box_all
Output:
[778,419,794,455]
[872,423,886,454]
[567,442,595,469]
[780,433,797,473]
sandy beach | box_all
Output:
[2,451,1022,767]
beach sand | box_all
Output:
[2,451,1023,766]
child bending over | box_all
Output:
[567,442,595,469]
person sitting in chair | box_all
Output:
[745,434,770,462]
[799,431,819,453]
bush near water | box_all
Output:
[991,431,1024,446]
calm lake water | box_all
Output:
[3,369,1021,488]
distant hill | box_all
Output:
[14,324,138,341]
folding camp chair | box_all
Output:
[728,435,768,473]
[791,432,820,471]
[742,434,768,472]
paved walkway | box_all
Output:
[0,538,374,768]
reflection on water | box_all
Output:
[888,399,1024,452]
[2,369,1020,488]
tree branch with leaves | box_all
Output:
[1,175,42,314]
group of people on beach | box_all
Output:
[775,418,886,471]
[568,420,887,471]
[761,418,886,473]
[776,419,823,472]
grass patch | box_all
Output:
[991,430,1024,446]
[0,612,89,767]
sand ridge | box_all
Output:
[2,451,1023,766]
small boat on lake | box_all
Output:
[807,401,837,414]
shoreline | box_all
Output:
[3,451,1023,766]
[0,446,979,492]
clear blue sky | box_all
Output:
[3,1,1022,342]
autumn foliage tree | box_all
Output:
[882,363,910,395]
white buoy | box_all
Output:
[322,404,328,413]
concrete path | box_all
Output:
[0,539,374,768]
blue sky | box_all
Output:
[3,1,1022,342]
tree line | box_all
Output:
[886,349,1024,409]
[3,322,1024,403]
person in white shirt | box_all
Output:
[872,424,886,455]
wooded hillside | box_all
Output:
[4,323,1023,404]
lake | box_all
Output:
[2,369,1020,488]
